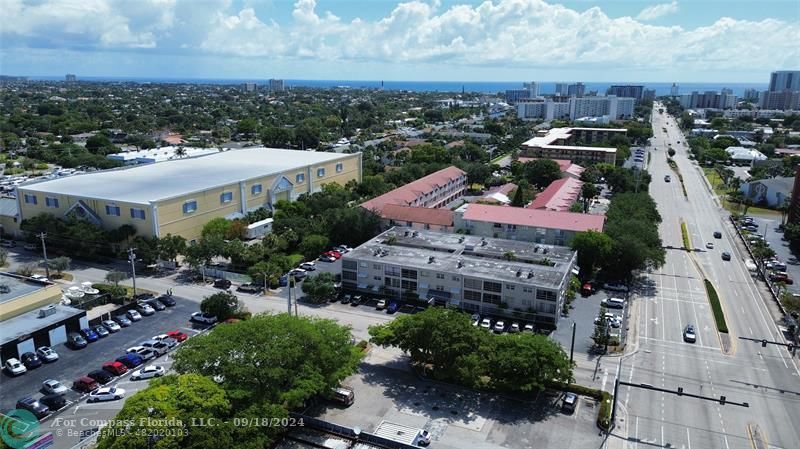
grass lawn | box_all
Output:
[702,168,781,218]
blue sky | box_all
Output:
[1,0,798,82]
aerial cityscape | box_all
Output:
[0,1,799,449]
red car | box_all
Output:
[323,251,342,259]
[72,376,99,393]
[102,361,128,376]
[166,330,188,342]
[770,273,794,284]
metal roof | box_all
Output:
[18,148,354,204]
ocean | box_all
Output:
[25,76,766,97]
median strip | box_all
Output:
[680,221,692,251]
[703,279,729,333]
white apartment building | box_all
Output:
[518,96,633,121]
[341,228,576,328]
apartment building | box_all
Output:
[341,228,576,327]
[360,166,467,214]
[607,85,644,101]
[520,127,626,164]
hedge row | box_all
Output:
[552,382,613,431]
[704,279,729,333]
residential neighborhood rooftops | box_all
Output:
[360,166,466,213]
[528,177,584,211]
[725,146,767,161]
[18,147,354,204]
[380,204,454,227]
[462,203,604,232]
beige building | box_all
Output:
[16,148,362,242]
[520,127,627,165]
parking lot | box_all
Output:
[308,361,601,449]
[743,215,799,294]
[0,298,205,412]
[552,288,626,358]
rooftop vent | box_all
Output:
[412,231,419,237]
[534,246,541,253]
[516,270,522,277]
[38,304,57,318]
[481,238,487,246]
[458,236,465,243]
[457,260,463,268]
[428,256,435,264]
[543,247,549,254]
[404,230,410,237]
[527,272,534,279]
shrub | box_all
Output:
[704,279,729,333]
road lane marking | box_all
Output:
[686,427,692,449]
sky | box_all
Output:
[1,0,798,83]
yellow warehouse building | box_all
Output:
[16,148,362,242]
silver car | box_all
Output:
[36,346,59,363]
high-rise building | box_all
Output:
[554,83,569,96]
[65,74,77,82]
[643,89,656,101]
[743,88,760,101]
[670,83,679,97]
[268,79,285,91]
[242,83,257,93]
[567,82,585,97]
[505,89,530,104]
[607,85,644,101]
[679,91,737,109]
[769,71,800,92]
[523,81,540,97]
[759,90,800,110]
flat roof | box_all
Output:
[522,127,624,152]
[346,228,574,288]
[19,148,355,204]
[1,304,85,347]
[462,203,604,232]
[0,273,45,305]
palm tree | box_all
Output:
[174,146,187,158]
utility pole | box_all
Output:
[128,247,138,297]
[569,322,577,364]
[287,277,293,315]
[37,232,50,279]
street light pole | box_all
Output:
[128,247,138,297]
[569,321,576,364]
[37,232,50,279]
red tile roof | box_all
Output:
[528,177,583,211]
[380,205,454,227]
[462,203,604,232]
[360,166,467,213]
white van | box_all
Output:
[603,298,625,309]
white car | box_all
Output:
[510,322,521,333]
[127,346,157,361]
[335,245,353,253]
[376,299,387,310]
[42,379,68,395]
[152,335,178,348]
[493,320,506,333]
[131,365,165,380]
[102,320,121,333]
[136,302,156,316]
[523,324,535,333]
[191,312,217,324]
[88,387,125,403]
[127,310,143,321]
[480,318,492,330]
[416,430,431,446]
[299,262,316,271]
[471,314,480,326]
[141,340,169,356]
[30,273,49,282]
[4,358,27,376]
[36,346,59,362]
[705,242,714,249]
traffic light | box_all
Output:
[677,387,683,396]
[761,339,768,347]
[788,343,795,353]
[720,396,726,405]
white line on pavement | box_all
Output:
[686,427,692,449]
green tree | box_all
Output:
[202,218,231,240]
[522,159,562,188]
[236,118,259,136]
[48,256,71,277]
[571,231,613,277]
[16,262,38,277]
[580,183,599,213]
[158,234,187,262]
[301,272,337,303]
[247,261,283,289]
[592,305,610,347]
[485,333,573,392]
[298,234,329,260]
[510,187,525,207]
[105,270,127,286]
[173,314,362,408]
[200,291,243,321]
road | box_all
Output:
[612,105,800,449]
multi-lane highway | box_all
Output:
[615,104,800,449]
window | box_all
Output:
[130,208,146,220]
[251,184,263,195]
[435,273,445,279]
[483,293,502,305]
[493,222,502,228]
[401,279,417,290]
[336,163,343,173]
[483,281,502,293]
[105,204,121,216]
[359,261,369,268]
[506,284,516,291]
[342,270,357,281]
[183,201,197,214]
[384,266,401,276]
[373,263,383,270]
[452,275,460,281]
[342,260,357,270]
[401,269,418,280]
[373,276,382,281]
[464,290,481,301]
[435,285,445,291]
[45,197,59,208]
[23,194,37,205]
[464,278,481,289]
[296,173,305,183]
[523,287,534,293]
[536,290,558,302]
[220,191,233,203]
[317,168,326,177]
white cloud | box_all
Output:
[637,1,679,21]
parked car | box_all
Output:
[40,394,68,411]
[115,315,133,327]
[131,365,165,381]
[237,283,262,294]
[80,328,99,342]
[334,245,353,254]
[289,268,307,280]
[157,295,176,307]
[493,320,506,333]
[1,240,16,248]
[126,346,157,362]
[126,310,143,321]
[523,324,535,333]
[166,330,189,342]
[115,353,144,369]
[788,257,800,265]
[42,379,69,395]
[386,301,399,314]
[471,314,480,326]
[16,397,49,419]
[213,278,232,289]
[480,318,492,330]
[102,320,121,333]
[87,369,114,385]
[350,294,362,306]
[88,387,126,403]
[300,262,317,271]
[141,340,169,356]
[327,386,355,406]
[602,282,629,293]
[721,252,731,261]
[4,358,27,376]
[713,231,722,239]
[340,294,352,305]
[67,332,88,349]
[509,322,521,333]
[376,299,387,310]
[602,298,625,309]
[103,361,129,376]
[23,242,38,251]
[318,255,337,263]
[562,392,578,413]
[36,346,59,363]
[770,273,794,284]
[146,298,166,311]
[93,324,110,338]
[72,376,99,393]
[191,312,217,324]
[683,324,697,343]
[322,250,342,259]
[664,175,671,182]
[136,302,155,316]
[152,335,179,348]
[20,352,43,369]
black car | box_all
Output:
[133,293,155,301]
[20,352,43,369]
[16,397,49,419]
[93,325,110,338]
[67,332,88,349]
[40,394,68,411]
[87,369,114,385]
[721,252,731,261]
[146,299,166,311]
[340,294,351,304]
[713,231,722,239]
[214,279,232,289]
[114,315,132,327]
[157,295,176,307]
